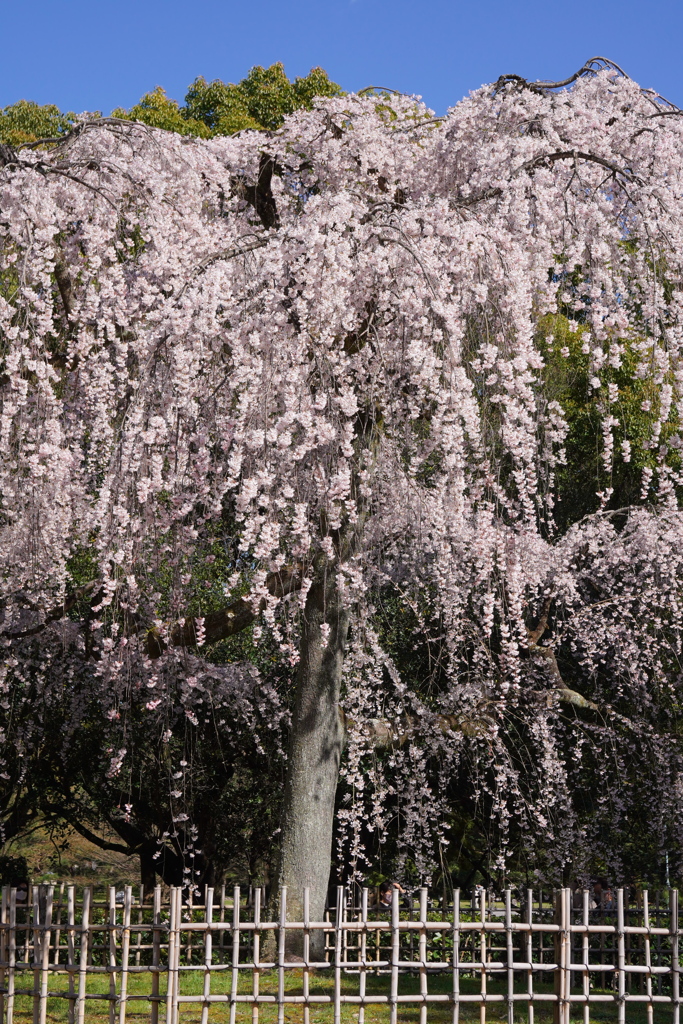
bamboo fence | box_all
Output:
[0,884,680,1023]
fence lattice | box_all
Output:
[0,884,680,1022]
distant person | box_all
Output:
[379,880,406,907]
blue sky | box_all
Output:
[1,0,682,116]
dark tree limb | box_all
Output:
[146,563,305,657]
[236,153,280,230]
[1,579,101,640]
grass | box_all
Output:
[5,968,679,1023]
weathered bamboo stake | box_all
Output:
[277,886,286,1024]
[7,889,16,1024]
[643,889,653,1024]
[22,885,31,970]
[75,887,91,1024]
[31,885,40,1024]
[251,886,261,1024]
[87,887,94,968]
[150,887,161,1024]
[581,889,590,1024]
[52,884,64,967]
[229,885,240,1024]
[479,886,487,1024]
[526,889,534,1024]
[165,888,177,1024]
[656,890,662,996]
[186,885,193,963]
[38,886,53,1024]
[671,889,680,1024]
[0,886,7,1023]
[451,889,460,1024]
[389,885,399,1024]
[200,886,214,1024]
[219,884,226,955]
[617,889,625,1024]
[117,886,132,1024]
[419,887,428,1024]
[357,888,367,1024]
[134,885,143,967]
[66,887,75,1024]
[504,889,513,1024]
[107,887,117,1024]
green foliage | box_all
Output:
[1,64,343,148]
[111,87,210,138]
[538,314,679,529]
[0,100,76,147]
[117,63,343,137]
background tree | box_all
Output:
[0,99,76,146]
[0,64,343,147]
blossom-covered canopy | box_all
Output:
[2,61,683,886]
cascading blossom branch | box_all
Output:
[2,62,683,896]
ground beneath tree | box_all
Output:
[3,821,140,889]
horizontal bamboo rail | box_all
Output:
[0,884,679,1023]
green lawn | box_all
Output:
[5,968,679,1023]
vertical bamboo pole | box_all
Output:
[166,888,178,1024]
[358,888,367,1024]
[671,889,679,1024]
[75,887,91,1024]
[0,886,8,1024]
[452,888,460,1024]
[656,889,662,996]
[200,886,214,1024]
[581,889,589,1024]
[526,889,534,1024]
[107,887,117,1024]
[229,885,240,1024]
[31,884,40,1024]
[117,886,132,1024]
[419,887,428,1024]
[479,883,487,1024]
[643,889,653,1024]
[23,885,32,968]
[134,886,143,967]
[504,889,514,1024]
[38,885,53,1024]
[389,885,399,1024]
[219,884,226,956]
[251,885,261,1024]
[553,889,570,1024]
[52,885,63,968]
[334,887,344,1024]
[150,887,161,1024]
[66,887,75,1024]
[616,888,625,1024]
[303,887,311,1024]
[7,889,16,1024]
[277,887,286,1024]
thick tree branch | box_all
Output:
[54,261,74,319]
[146,563,305,657]
[234,152,280,230]
[66,822,133,856]
[1,579,101,640]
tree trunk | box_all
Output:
[276,572,349,957]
